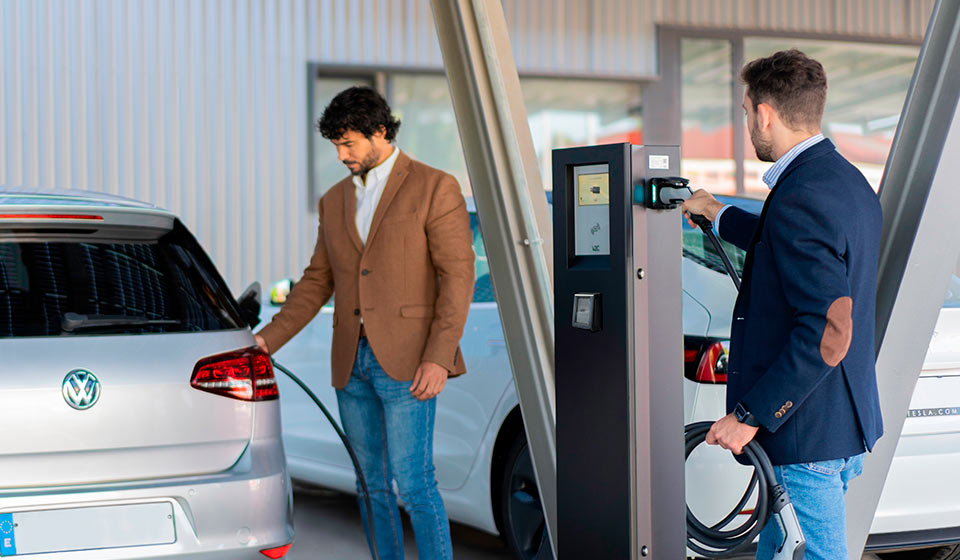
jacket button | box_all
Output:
[785,401,793,409]
[353,309,360,316]
[775,411,783,419]
[361,269,369,276]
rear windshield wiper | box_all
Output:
[61,312,181,333]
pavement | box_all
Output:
[286,485,512,560]
[285,484,886,560]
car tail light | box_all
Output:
[260,544,293,558]
[695,341,729,384]
[190,347,279,401]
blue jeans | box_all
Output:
[756,453,865,560]
[335,337,453,560]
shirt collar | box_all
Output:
[761,133,825,189]
[353,146,400,189]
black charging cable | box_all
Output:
[684,422,773,557]
[684,188,742,291]
[271,359,381,560]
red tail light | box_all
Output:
[260,544,293,558]
[695,341,728,384]
[191,347,278,401]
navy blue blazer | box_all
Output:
[719,139,883,465]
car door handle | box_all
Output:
[489,338,506,347]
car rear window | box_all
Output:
[0,220,244,337]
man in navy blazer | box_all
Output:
[683,50,883,560]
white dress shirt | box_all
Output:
[353,146,401,245]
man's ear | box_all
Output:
[371,125,388,141]
[756,102,776,131]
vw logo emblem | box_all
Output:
[62,369,101,410]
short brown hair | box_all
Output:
[740,49,827,131]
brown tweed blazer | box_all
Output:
[258,151,475,389]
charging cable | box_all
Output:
[271,359,381,560]
[683,188,741,291]
[685,422,804,559]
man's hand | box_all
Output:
[681,189,725,229]
[254,334,270,354]
[705,413,759,455]
[410,361,449,400]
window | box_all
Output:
[744,38,919,192]
[390,74,472,193]
[309,68,643,200]
[681,39,735,195]
[469,212,494,303]
[309,72,376,203]
[0,222,244,338]
[522,78,643,190]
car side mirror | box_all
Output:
[270,279,295,306]
[238,281,262,328]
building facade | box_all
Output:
[0,0,932,291]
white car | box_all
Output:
[267,196,960,559]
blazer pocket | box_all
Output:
[381,212,418,225]
[400,305,435,318]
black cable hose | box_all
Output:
[684,421,777,558]
[271,359,381,560]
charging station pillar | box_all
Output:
[554,143,686,558]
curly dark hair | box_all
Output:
[740,49,827,131]
[317,86,401,142]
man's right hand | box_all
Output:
[254,334,270,354]
[681,189,725,229]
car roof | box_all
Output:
[0,188,176,231]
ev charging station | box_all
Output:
[553,144,686,558]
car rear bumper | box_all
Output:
[0,437,294,559]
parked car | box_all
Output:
[269,196,960,559]
[0,188,294,559]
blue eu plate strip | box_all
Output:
[0,513,15,556]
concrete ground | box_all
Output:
[284,484,886,560]
[286,485,512,560]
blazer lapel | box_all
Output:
[364,151,412,251]
[341,180,364,253]
[739,139,835,283]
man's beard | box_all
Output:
[750,120,775,162]
[347,147,383,177]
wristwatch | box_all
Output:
[734,402,761,427]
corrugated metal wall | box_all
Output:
[0,0,932,292]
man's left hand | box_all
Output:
[410,361,449,400]
[705,413,759,455]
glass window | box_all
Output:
[0,222,244,338]
[744,38,919,192]
[469,212,494,303]
[521,78,643,190]
[310,73,375,203]
[682,39,735,196]
[390,74,472,194]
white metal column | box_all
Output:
[429,0,558,555]
[847,0,960,556]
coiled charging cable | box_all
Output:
[271,359,381,560]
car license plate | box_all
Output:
[0,502,175,556]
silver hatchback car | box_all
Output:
[0,189,293,559]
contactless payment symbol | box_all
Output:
[0,513,16,556]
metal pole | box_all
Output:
[428,0,558,555]
[846,1,960,556]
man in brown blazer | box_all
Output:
[255,87,474,560]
